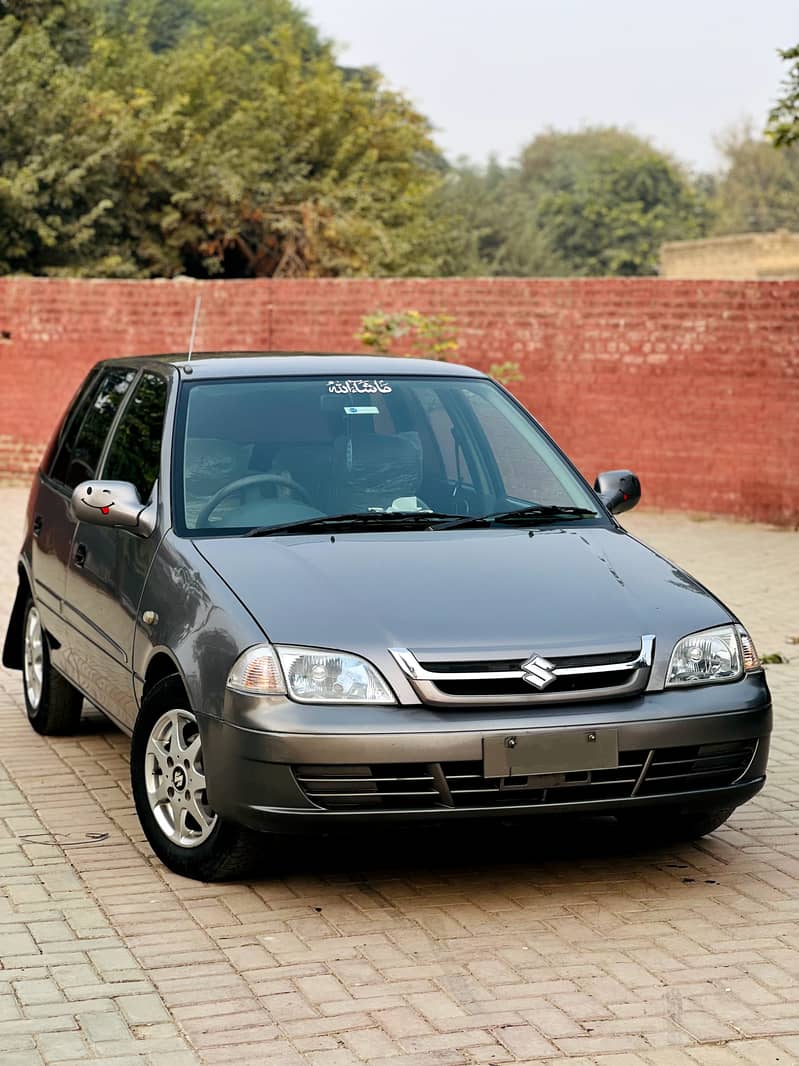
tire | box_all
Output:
[617,805,737,843]
[22,599,83,735]
[131,676,260,881]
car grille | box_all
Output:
[389,638,655,706]
[293,739,757,812]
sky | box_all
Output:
[301,0,798,173]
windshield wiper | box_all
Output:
[433,505,597,531]
[245,511,465,537]
[245,505,597,537]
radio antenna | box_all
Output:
[186,294,201,362]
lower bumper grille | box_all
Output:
[294,739,757,812]
[636,740,757,796]
[294,763,440,811]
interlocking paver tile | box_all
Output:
[1,486,798,1064]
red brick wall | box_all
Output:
[1,276,797,524]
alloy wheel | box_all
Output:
[144,708,217,848]
[23,606,44,710]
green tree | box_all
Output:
[537,151,709,276]
[103,0,196,52]
[103,0,324,56]
[430,128,710,278]
[518,126,654,192]
[0,0,446,278]
[767,45,799,148]
[711,125,799,234]
[432,158,565,277]
[0,0,95,60]
[0,5,136,276]
[149,24,443,278]
[522,128,710,276]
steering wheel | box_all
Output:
[196,473,313,526]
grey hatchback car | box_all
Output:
[3,353,771,880]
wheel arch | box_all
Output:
[142,652,191,706]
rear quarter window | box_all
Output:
[41,369,100,475]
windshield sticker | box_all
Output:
[344,406,379,415]
[327,379,392,395]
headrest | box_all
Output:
[332,433,422,508]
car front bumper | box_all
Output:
[200,674,772,833]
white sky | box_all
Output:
[301,0,798,173]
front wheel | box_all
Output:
[617,805,737,843]
[131,676,260,881]
[22,600,83,735]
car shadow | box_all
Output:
[257,814,690,883]
[78,707,122,735]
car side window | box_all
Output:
[103,372,168,503]
[49,367,136,491]
[42,370,99,476]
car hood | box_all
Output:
[194,526,733,663]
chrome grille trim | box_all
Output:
[390,636,655,706]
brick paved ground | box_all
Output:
[1,485,797,1066]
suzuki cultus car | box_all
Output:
[3,354,771,880]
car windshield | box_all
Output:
[175,374,601,536]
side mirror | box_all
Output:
[594,470,641,515]
[71,481,157,537]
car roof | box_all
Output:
[99,352,487,380]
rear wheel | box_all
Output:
[131,676,260,881]
[22,600,83,735]
[618,805,736,843]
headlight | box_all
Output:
[277,646,395,703]
[666,625,760,687]
[227,644,395,704]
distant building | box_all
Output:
[660,230,799,280]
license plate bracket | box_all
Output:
[483,729,619,779]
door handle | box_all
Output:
[32,514,43,538]
[74,543,87,568]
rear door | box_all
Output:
[33,366,136,673]
[63,370,169,730]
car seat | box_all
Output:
[330,429,423,513]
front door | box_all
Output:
[63,371,168,731]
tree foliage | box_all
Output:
[0,4,125,275]
[1,2,790,282]
[355,309,522,385]
[534,139,710,275]
[357,310,458,359]
[432,158,565,277]
[711,125,799,234]
[437,128,711,277]
[0,0,445,277]
[767,45,799,148]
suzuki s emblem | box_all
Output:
[521,655,556,689]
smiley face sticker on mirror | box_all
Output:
[82,484,115,515]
